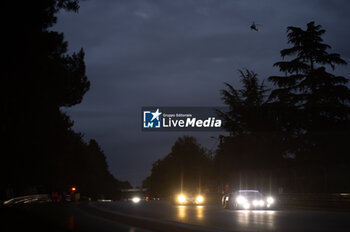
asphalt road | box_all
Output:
[2,200,350,232]
[90,200,350,232]
[0,202,150,232]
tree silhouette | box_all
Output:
[269,22,348,127]
[215,69,284,192]
[268,21,350,192]
[143,136,212,197]
[219,69,269,135]
[1,0,125,200]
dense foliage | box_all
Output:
[142,136,212,197]
[1,0,128,200]
[144,22,350,194]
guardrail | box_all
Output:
[276,193,350,210]
[2,194,50,207]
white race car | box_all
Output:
[222,190,275,209]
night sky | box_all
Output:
[53,0,350,187]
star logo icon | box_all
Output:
[142,108,162,129]
[150,108,162,122]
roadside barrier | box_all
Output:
[2,194,50,207]
[276,193,350,210]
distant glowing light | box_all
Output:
[267,197,274,204]
[243,203,250,209]
[236,196,247,204]
[196,195,204,204]
[132,197,141,203]
[177,194,186,204]
[259,200,265,206]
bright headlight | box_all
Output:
[132,197,141,203]
[177,194,186,203]
[259,200,265,206]
[267,197,274,204]
[196,195,204,204]
[236,196,247,204]
[243,202,250,209]
[253,200,259,206]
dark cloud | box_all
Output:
[55,0,350,186]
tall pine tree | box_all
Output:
[268,21,350,192]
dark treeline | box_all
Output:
[142,136,213,197]
[144,22,350,196]
[1,0,130,201]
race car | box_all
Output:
[172,192,205,205]
[222,190,275,209]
